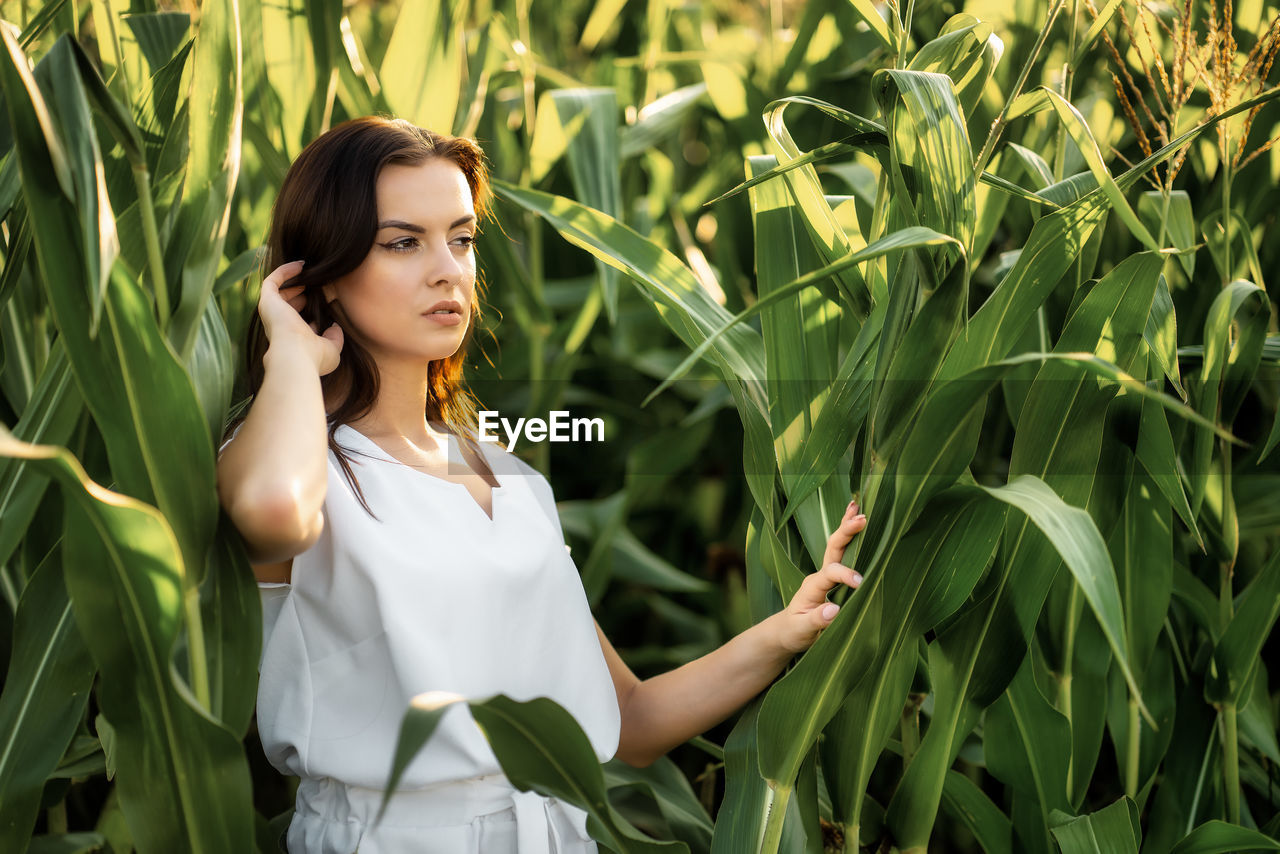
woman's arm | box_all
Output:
[217,261,344,571]
[600,501,867,767]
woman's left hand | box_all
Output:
[773,500,867,654]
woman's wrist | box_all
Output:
[264,336,326,376]
[755,611,804,668]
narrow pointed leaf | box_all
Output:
[941,770,1012,854]
[380,0,468,135]
[0,550,95,850]
[986,659,1072,823]
[0,428,254,852]
[166,0,242,358]
[1044,90,1156,250]
[643,227,959,404]
[493,180,765,402]
[1049,797,1140,853]
[978,475,1147,718]
[1169,821,1280,853]
[1206,546,1280,706]
[384,693,688,852]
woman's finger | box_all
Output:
[261,260,306,300]
[822,501,867,567]
[793,562,862,610]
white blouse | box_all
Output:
[253,424,621,851]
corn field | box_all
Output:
[0,0,1278,851]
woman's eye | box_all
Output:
[453,235,478,248]
[382,238,420,253]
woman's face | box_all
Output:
[322,158,478,367]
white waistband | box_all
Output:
[295,774,589,854]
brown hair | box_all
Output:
[241,116,493,514]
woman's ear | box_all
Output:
[321,282,337,304]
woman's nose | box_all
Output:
[425,240,463,286]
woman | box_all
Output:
[217,116,867,853]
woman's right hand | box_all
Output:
[258,260,344,376]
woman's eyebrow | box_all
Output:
[377,215,476,232]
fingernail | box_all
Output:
[821,603,839,621]
[851,572,863,586]
[856,514,866,522]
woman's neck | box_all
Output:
[331,358,447,447]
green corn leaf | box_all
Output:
[259,0,313,152]
[0,342,81,571]
[199,517,261,737]
[1006,143,1055,189]
[1236,647,1280,765]
[774,303,882,530]
[0,428,254,852]
[1142,272,1185,400]
[1112,472,1173,673]
[643,227,960,406]
[26,832,110,854]
[579,0,631,51]
[1261,401,1280,464]
[908,15,1003,119]
[986,657,1073,826]
[979,475,1146,717]
[748,154,847,566]
[620,83,708,159]
[872,69,975,247]
[165,0,242,359]
[939,87,1280,385]
[184,297,234,445]
[492,180,765,403]
[382,693,689,852]
[845,0,894,51]
[940,769,1012,854]
[1191,281,1268,513]
[1206,545,1280,706]
[1135,389,1200,546]
[708,139,881,209]
[755,468,1015,816]
[1072,0,1126,65]
[1105,635,1178,800]
[1138,190,1196,279]
[819,486,1003,836]
[821,644,915,836]
[763,98,877,317]
[709,700,808,854]
[870,255,968,465]
[380,0,468,135]
[602,757,714,852]
[123,11,191,75]
[0,549,95,851]
[547,88,622,322]
[1168,821,1280,853]
[0,26,217,583]
[19,36,119,337]
[16,0,70,49]
[1044,90,1157,251]
[940,192,1110,380]
[1049,797,1140,853]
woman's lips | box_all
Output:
[422,310,463,326]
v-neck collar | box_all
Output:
[335,424,505,523]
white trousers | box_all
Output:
[287,774,598,853]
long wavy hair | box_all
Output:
[239,116,493,514]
